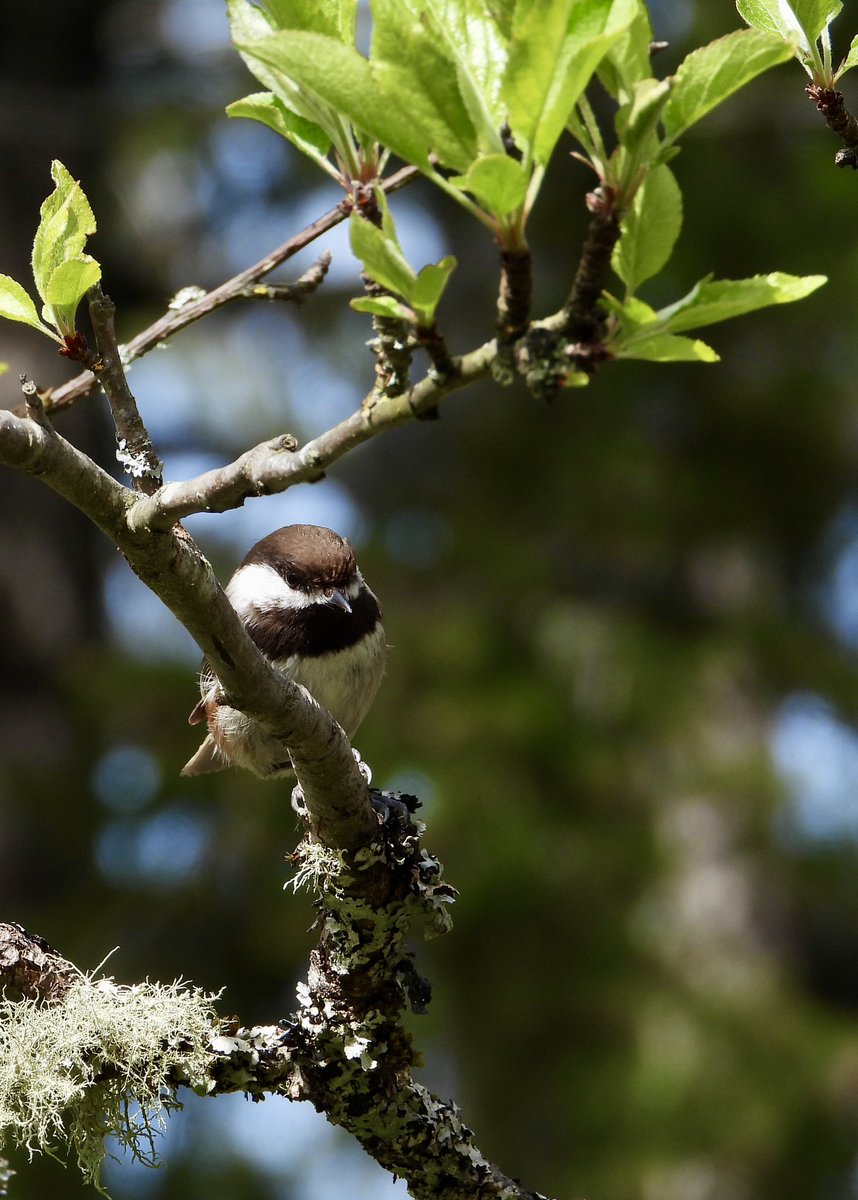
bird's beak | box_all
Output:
[326,589,352,614]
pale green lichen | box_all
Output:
[0,973,220,1193]
[287,839,346,895]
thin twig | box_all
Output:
[30,164,420,419]
[88,285,163,494]
[235,251,331,303]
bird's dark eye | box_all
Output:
[284,570,301,589]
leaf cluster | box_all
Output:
[223,0,827,367]
[0,160,101,352]
[0,5,834,376]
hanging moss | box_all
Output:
[0,973,220,1193]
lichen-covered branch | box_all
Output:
[366,299,414,398]
[0,922,78,1004]
[0,810,548,1200]
[806,83,858,167]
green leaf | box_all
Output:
[663,28,793,142]
[736,0,808,46]
[449,154,529,216]
[32,161,97,307]
[369,1,476,169]
[368,60,477,171]
[612,163,683,293]
[0,274,54,336]
[238,30,436,168]
[373,0,507,157]
[615,331,720,361]
[43,255,102,308]
[736,1,848,81]
[487,0,517,39]
[0,363,8,377]
[658,271,827,333]
[615,76,671,154]
[411,256,458,322]
[44,255,102,337]
[597,3,654,100]
[226,92,332,167]
[261,0,357,41]
[350,213,417,300]
[228,1,363,167]
[793,0,842,40]
[504,0,638,166]
[350,208,455,324]
[835,32,858,79]
[228,0,276,48]
[350,294,412,319]
[735,0,839,62]
[602,291,658,328]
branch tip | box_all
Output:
[19,375,49,426]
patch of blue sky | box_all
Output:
[771,692,858,845]
[103,1091,408,1199]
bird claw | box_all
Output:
[291,785,307,819]
[290,752,371,822]
[352,747,372,785]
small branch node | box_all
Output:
[806,83,858,166]
[415,323,457,383]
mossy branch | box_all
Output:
[0,807,542,1200]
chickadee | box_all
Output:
[181,524,386,779]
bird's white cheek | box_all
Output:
[226,562,316,616]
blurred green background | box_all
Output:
[4,3,858,1199]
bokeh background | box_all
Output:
[3,3,858,1198]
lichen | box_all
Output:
[0,972,219,1193]
[287,839,346,895]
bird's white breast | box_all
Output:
[273,620,387,736]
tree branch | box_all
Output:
[496,246,532,352]
[88,284,164,494]
[806,83,858,167]
[233,251,331,303]
[30,165,420,420]
[1,821,548,1200]
[561,187,621,350]
[0,406,375,851]
[126,339,496,533]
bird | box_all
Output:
[181,524,386,779]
